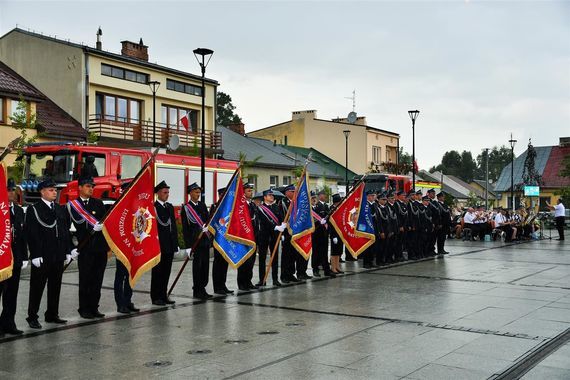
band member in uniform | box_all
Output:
[0,179,27,335]
[212,187,234,295]
[150,181,179,305]
[182,182,212,300]
[312,190,335,277]
[280,185,300,283]
[427,189,441,256]
[386,192,398,264]
[436,192,451,254]
[256,189,285,286]
[394,190,408,262]
[25,179,73,329]
[362,189,377,268]
[329,194,344,274]
[407,190,422,260]
[237,183,259,290]
[419,195,434,258]
[67,177,108,319]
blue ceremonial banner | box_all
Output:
[356,186,376,239]
[208,169,257,269]
[288,170,314,260]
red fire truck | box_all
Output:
[18,142,238,207]
[354,173,413,194]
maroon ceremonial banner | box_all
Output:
[0,162,13,281]
[102,166,161,287]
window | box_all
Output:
[10,99,22,120]
[283,176,292,186]
[372,146,381,164]
[80,154,105,177]
[269,175,279,188]
[122,155,143,179]
[284,135,288,146]
[95,93,141,124]
[101,63,149,84]
[0,97,3,122]
[161,105,198,133]
[166,79,202,96]
[247,175,257,189]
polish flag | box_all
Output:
[180,113,190,131]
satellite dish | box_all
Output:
[347,111,357,124]
[168,134,180,151]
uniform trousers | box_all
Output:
[27,260,64,322]
[150,250,174,301]
[78,250,107,314]
[258,235,279,283]
[212,249,229,291]
[0,265,21,330]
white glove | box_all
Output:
[333,237,338,244]
[21,260,29,269]
[274,223,286,232]
[202,226,209,233]
[320,218,327,225]
[186,248,192,258]
[31,257,43,268]
[65,254,72,265]
[70,248,80,259]
[93,222,103,232]
[281,235,285,242]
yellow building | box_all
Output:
[247,110,400,175]
[0,28,221,154]
[0,61,86,165]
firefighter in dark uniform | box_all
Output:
[212,187,234,295]
[386,191,399,264]
[436,192,451,254]
[151,180,179,305]
[25,179,73,329]
[362,189,377,269]
[237,183,259,290]
[419,195,434,258]
[182,182,212,300]
[373,192,391,265]
[299,191,318,278]
[0,179,27,335]
[427,189,441,256]
[394,190,408,262]
[280,185,300,283]
[406,190,421,260]
[312,190,335,277]
[256,189,285,287]
[329,193,344,274]
[67,176,108,319]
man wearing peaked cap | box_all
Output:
[329,193,344,274]
[436,191,451,254]
[426,188,441,256]
[284,184,295,193]
[262,189,274,197]
[312,189,335,278]
[280,184,300,284]
[256,188,284,286]
[187,182,202,193]
[150,180,178,306]
[394,189,409,263]
[212,186,233,295]
[237,183,259,290]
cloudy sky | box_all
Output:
[1,0,568,169]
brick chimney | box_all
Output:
[227,122,245,135]
[121,38,148,61]
[292,110,317,120]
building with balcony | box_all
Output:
[0,28,221,155]
[247,110,400,175]
[0,61,86,165]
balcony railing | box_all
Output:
[88,114,222,152]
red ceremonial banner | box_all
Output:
[0,162,13,282]
[329,182,375,259]
[102,166,161,287]
[226,174,256,245]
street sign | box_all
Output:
[524,185,540,196]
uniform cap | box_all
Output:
[187,182,201,192]
[38,179,57,191]
[154,180,169,193]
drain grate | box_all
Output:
[285,322,305,327]
[257,330,280,335]
[225,339,249,344]
[187,349,212,355]
[144,360,172,368]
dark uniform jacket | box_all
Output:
[247,200,259,240]
[429,199,442,227]
[155,200,178,255]
[374,204,393,237]
[10,203,27,266]
[419,203,434,233]
[438,201,451,228]
[281,198,292,242]
[257,202,283,243]
[313,201,329,239]
[181,200,210,250]
[407,201,421,231]
[25,200,72,262]
[395,200,408,232]
[387,202,398,236]
[68,197,108,253]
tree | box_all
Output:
[475,145,512,183]
[460,151,477,183]
[8,98,43,181]
[430,150,462,177]
[216,91,242,127]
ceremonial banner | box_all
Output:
[102,166,161,287]
[329,182,375,259]
[0,162,12,281]
[208,169,256,269]
[288,170,314,260]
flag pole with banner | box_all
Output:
[287,167,314,260]
[0,162,13,282]
[328,181,375,259]
[207,168,256,269]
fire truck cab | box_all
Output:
[19,142,238,207]
[354,173,413,194]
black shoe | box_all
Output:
[152,300,166,306]
[165,298,176,305]
[313,270,321,277]
[438,250,450,255]
[45,317,67,324]
[255,282,266,287]
[339,258,345,263]
[556,238,564,241]
[273,281,282,287]
[117,306,131,314]
[325,272,337,278]
[4,327,23,335]
[280,278,291,284]
[290,276,301,283]
[128,304,140,312]
[248,283,259,289]
[27,320,42,329]
[79,312,96,319]
[193,292,213,300]
[363,264,373,269]
[223,288,234,294]
[93,311,106,318]
[214,289,227,295]
[238,285,250,291]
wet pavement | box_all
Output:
[1,236,568,379]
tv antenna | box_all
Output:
[345,89,357,123]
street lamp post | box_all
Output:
[484,148,489,210]
[148,80,161,147]
[343,130,351,195]
[408,110,420,191]
[509,133,517,211]
[193,48,214,203]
